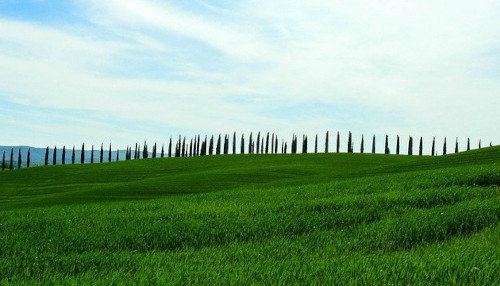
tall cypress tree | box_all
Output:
[27,148,31,168]
[384,135,389,154]
[281,140,284,154]
[224,134,229,155]
[337,132,340,153]
[161,144,165,158]
[275,137,278,154]
[256,132,261,154]
[431,137,436,156]
[45,146,49,166]
[419,137,423,156]
[134,143,138,159]
[478,140,481,149]
[249,133,253,154]
[91,145,94,163]
[348,132,353,153]
[216,134,221,155]
[265,133,270,154]
[209,136,214,155]
[372,135,376,154]
[197,135,201,156]
[467,138,470,151]
[81,144,86,164]
[189,139,193,157]
[455,138,459,153]
[116,149,119,162]
[325,131,329,153]
[233,132,237,154]
[303,135,308,153]
[52,146,57,166]
[261,138,264,154]
[284,142,288,154]
[109,144,112,162]
[408,137,413,155]
[71,146,75,164]
[100,144,104,163]
[443,138,447,155]
[271,134,275,154]
[360,135,364,153]
[240,134,244,154]
[144,142,150,159]
[62,146,66,165]
[396,136,400,155]
[17,148,22,169]
[1,151,5,171]
[181,138,186,158]
[9,148,13,169]
[168,137,172,158]
[314,135,318,153]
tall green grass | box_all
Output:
[0,147,499,284]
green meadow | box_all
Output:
[0,147,499,284]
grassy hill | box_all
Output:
[0,147,499,284]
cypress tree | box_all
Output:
[249,133,253,154]
[490,141,492,147]
[281,140,284,154]
[181,138,186,157]
[275,137,278,154]
[71,146,75,164]
[134,143,138,159]
[100,144,104,163]
[154,143,158,158]
[1,151,5,171]
[408,137,413,155]
[419,137,423,156]
[209,136,214,155]
[348,132,353,153]
[240,134,244,154]
[431,137,435,156]
[256,132,261,154]
[337,132,340,153]
[82,143,86,164]
[91,145,94,163]
[45,146,49,166]
[168,137,172,158]
[478,140,481,149]
[372,135,376,154]
[109,144,112,162]
[284,142,288,154]
[52,146,57,166]
[303,135,308,153]
[144,142,149,159]
[261,138,264,154]
[314,134,318,153]
[360,135,364,153]
[443,138,447,155]
[265,133,270,154]
[233,132,237,154]
[216,134,221,155]
[189,139,193,157]
[9,148,14,169]
[325,131,329,153]
[116,149,119,161]
[27,148,31,168]
[224,134,229,155]
[197,135,201,156]
[467,138,470,151]
[271,133,275,154]
[384,135,389,154]
[396,136,400,155]
[62,146,66,165]
[17,148,22,169]
[161,144,165,158]
[455,138,459,153]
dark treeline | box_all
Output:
[1,132,492,171]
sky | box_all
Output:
[0,0,499,154]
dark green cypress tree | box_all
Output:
[197,135,201,156]
[467,138,470,151]
[478,140,481,149]
[419,137,423,156]
[261,138,264,154]
[325,131,329,153]
[396,136,400,155]
[71,146,75,164]
[52,146,57,166]
[17,148,22,169]
[27,148,31,168]
[116,149,119,162]
[431,137,435,156]
[100,144,104,163]
[249,133,253,154]
[281,140,284,154]
[216,134,221,155]
[443,138,447,155]
[233,132,237,154]
[81,143,85,164]
[372,135,376,154]
[168,137,172,158]
[303,135,308,153]
[240,134,244,154]
[189,139,193,157]
[408,137,413,155]
[181,138,186,158]
[62,146,66,165]
[490,141,492,147]
[144,142,149,159]
[337,132,340,153]
[91,145,94,163]
[224,135,229,155]
[109,144,112,162]
[271,133,275,154]
[275,137,278,154]
[348,132,353,153]
[209,136,214,155]
[45,146,49,166]
[134,143,138,159]
[455,138,459,153]
[265,132,270,154]
[256,132,261,154]
[314,134,318,153]
[161,144,165,158]
[284,142,288,154]
[2,151,5,171]
[384,135,389,154]
[360,135,364,153]
[9,148,13,169]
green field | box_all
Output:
[1,147,499,284]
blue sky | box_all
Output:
[0,0,499,153]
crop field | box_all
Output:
[0,147,499,284]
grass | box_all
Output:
[0,147,499,284]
